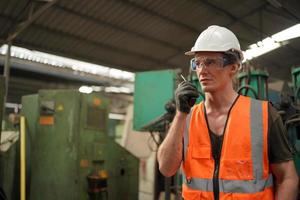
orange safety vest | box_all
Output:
[182,95,274,200]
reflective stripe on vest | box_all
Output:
[182,97,272,194]
[251,98,264,179]
[182,173,273,194]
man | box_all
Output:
[157,25,299,199]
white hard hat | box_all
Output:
[185,25,243,60]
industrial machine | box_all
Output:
[289,67,300,175]
[133,69,178,132]
[133,69,204,133]
[237,66,269,100]
[237,66,300,176]
[20,90,138,200]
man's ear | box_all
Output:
[229,63,239,76]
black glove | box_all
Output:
[175,81,199,113]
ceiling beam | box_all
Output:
[266,0,300,21]
[280,6,300,22]
[264,6,298,23]
[7,0,58,42]
[12,39,149,72]
[0,14,177,70]
[119,0,255,51]
[119,0,199,33]
[226,3,267,27]
[199,0,270,38]
[54,4,184,52]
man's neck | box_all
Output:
[204,88,238,113]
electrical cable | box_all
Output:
[237,85,258,99]
[147,131,160,152]
[245,67,252,97]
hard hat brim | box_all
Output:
[184,51,195,56]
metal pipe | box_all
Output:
[4,42,11,103]
[20,116,26,200]
[0,43,11,143]
[257,75,262,99]
[265,77,269,100]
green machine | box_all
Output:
[237,68,269,100]
[289,67,300,175]
[292,66,300,101]
[21,90,139,200]
[133,69,178,131]
[133,69,204,132]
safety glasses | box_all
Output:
[190,56,231,71]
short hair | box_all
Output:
[223,50,241,66]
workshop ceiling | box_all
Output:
[0,0,300,81]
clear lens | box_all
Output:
[190,57,224,71]
[190,58,197,71]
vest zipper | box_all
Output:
[204,95,240,200]
[212,140,222,200]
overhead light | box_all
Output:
[79,86,93,94]
[249,44,258,49]
[0,45,135,82]
[244,37,281,61]
[243,23,300,62]
[243,42,281,61]
[79,85,133,94]
[271,24,300,42]
[91,86,103,92]
[104,86,132,94]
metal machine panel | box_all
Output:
[21,90,138,200]
[21,95,39,140]
[27,90,80,200]
[133,70,176,131]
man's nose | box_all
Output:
[197,64,208,75]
